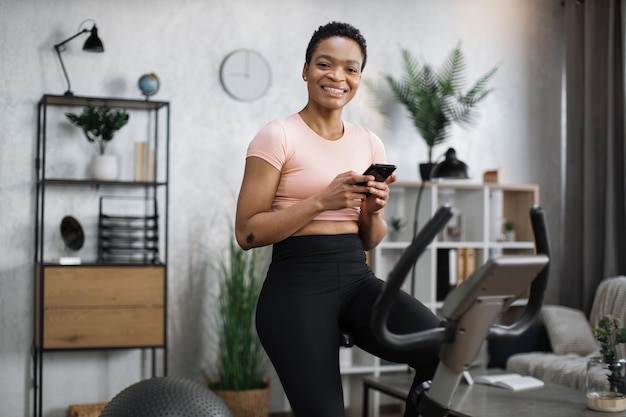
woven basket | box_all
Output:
[67,402,108,417]
[214,386,271,417]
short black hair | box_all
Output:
[305,21,368,71]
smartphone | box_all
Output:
[362,163,397,182]
[356,164,397,194]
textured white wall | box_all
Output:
[0,0,564,416]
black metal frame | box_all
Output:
[32,94,170,417]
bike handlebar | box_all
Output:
[371,205,551,350]
[371,206,455,350]
[488,206,550,339]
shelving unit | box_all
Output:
[32,94,170,417]
[339,181,538,415]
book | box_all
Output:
[134,142,155,181]
[474,373,544,392]
[464,248,476,282]
[134,142,147,181]
[436,249,458,300]
[457,247,466,284]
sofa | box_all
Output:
[487,276,626,391]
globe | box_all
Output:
[138,73,160,98]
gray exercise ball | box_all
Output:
[100,376,233,417]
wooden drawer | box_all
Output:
[39,266,165,349]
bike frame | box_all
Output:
[372,205,551,417]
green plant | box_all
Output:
[65,105,130,155]
[389,216,405,232]
[593,315,626,394]
[212,237,267,391]
[385,44,498,164]
[503,220,514,232]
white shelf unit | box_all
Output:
[339,181,539,379]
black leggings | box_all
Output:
[255,234,440,417]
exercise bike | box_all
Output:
[371,205,551,417]
[98,205,550,417]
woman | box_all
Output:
[235,21,440,417]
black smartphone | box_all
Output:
[356,164,397,195]
[362,163,397,182]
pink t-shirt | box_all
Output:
[246,113,387,222]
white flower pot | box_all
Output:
[90,154,119,181]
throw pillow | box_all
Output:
[541,305,599,356]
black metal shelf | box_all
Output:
[39,178,167,187]
[40,94,169,110]
[42,262,167,267]
[33,94,170,417]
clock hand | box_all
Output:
[244,51,250,77]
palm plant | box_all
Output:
[386,44,498,167]
[214,237,267,390]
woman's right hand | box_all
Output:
[317,171,373,211]
[236,162,372,250]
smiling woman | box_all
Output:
[233,21,442,417]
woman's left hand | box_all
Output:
[362,173,396,214]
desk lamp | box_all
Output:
[431,148,470,179]
[54,20,104,96]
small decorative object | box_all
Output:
[385,44,498,181]
[53,19,104,96]
[138,73,160,99]
[483,169,502,184]
[220,49,272,101]
[59,215,84,265]
[388,217,405,241]
[587,315,626,412]
[502,220,515,242]
[207,236,270,417]
[438,188,462,241]
[65,104,129,180]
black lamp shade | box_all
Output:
[83,25,104,52]
[431,148,469,179]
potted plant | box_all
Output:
[388,216,405,241]
[586,315,626,412]
[65,104,129,180]
[503,220,515,242]
[207,236,270,417]
[385,44,498,180]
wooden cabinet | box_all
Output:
[37,266,165,349]
[33,95,170,417]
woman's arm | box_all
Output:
[235,157,373,250]
[358,173,396,251]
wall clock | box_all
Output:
[219,49,272,101]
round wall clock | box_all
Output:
[219,49,272,101]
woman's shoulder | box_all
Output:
[344,120,383,145]
[255,113,301,138]
[248,114,301,162]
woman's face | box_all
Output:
[303,36,363,111]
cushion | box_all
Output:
[540,305,599,356]
[506,352,593,390]
[487,324,552,369]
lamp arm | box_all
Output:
[53,28,89,49]
[54,45,72,96]
[54,28,90,96]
